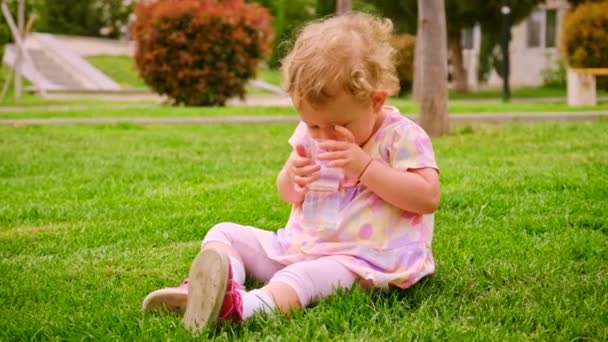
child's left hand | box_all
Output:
[316,125,372,181]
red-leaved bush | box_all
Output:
[133,0,273,106]
[561,1,608,68]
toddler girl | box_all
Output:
[142,12,440,334]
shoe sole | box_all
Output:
[142,288,188,314]
[182,249,229,334]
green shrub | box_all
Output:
[0,0,45,46]
[95,0,136,39]
[133,0,273,106]
[39,0,134,38]
[390,33,415,96]
[249,0,316,68]
[0,23,9,60]
[40,0,102,36]
[541,60,566,89]
[0,0,44,61]
[561,1,608,68]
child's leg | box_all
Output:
[201,222,285,284]
[184,255,357,330]
[260,257,357,314]
[181,253,356,333]
[212,258,356,323]
[143,222,284,315]
[182,223,287,333]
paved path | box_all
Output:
[1,112,606,126]
[0,104,159,113]
[450,96,608,104]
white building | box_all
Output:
[462,0,570,89]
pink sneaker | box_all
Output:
[142,279,189,313]
[217,263,244,322]
[182,249,243,334]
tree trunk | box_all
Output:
[413,28,423,102]
[449,32,468,93]
[317,0,336,17]
[416,0,448,136]
[14,0,25,101]
[336,0,351,14]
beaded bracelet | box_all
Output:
[357,157,374,181]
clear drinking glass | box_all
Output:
[302,139,343,230]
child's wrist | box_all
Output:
[357,157,374,181]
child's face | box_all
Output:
[296,91,387,146]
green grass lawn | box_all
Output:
[0,120,606,340]
[84,55,279,95]
[449,85,608,100]
[0,95,156,107]
[81,56,606,101]
[228,68,608,100]
[86,55,148,89]
[449,86,568,99]
[442,100,608,114]
[0,65,154,107]
[257,67,282,86]
[2,58,608,111]
[1,99,608,120]
[259,66,603,100]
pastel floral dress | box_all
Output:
[255,106,439,289]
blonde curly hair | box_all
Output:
[281,12,400,106]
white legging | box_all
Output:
[201,222,357,307]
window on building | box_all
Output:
[527,10,542,48]
[545,9,557,48]
[462,27,474,50]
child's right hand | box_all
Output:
[290,144,321,192]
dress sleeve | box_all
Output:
[388,122,439,172]
[287,121,310,148]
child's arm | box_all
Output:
[276,151,306,205]
[318,126,439,214]
[359,163,439,214]
[276,146,320,206]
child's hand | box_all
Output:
[316,126,372,181]
[290,144,321,192]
